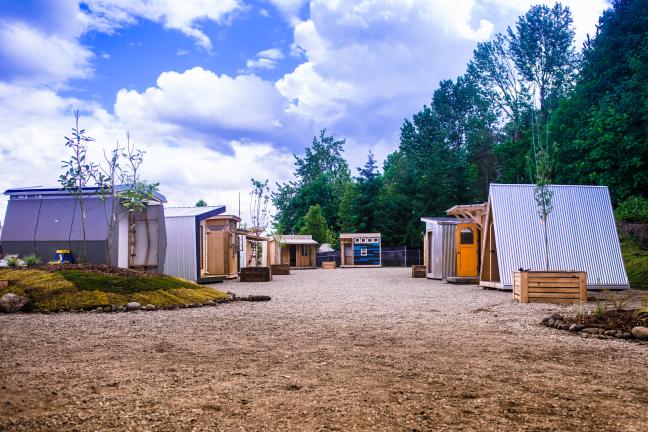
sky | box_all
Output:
[0,0,610,225]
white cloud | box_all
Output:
[245,48,285,70]
[114,67,288,135]
[84,0,243,50]
[0,20,93,85]
[0,82,294,226]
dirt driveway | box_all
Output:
[1,268,647,431]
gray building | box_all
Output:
[1,186,167,271]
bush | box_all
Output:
[615,196,648,223]
[5,256,19,268]
[620,235,648,290]
[23,254,41,267]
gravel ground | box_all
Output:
[1,267,647,431]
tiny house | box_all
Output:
[268,235,317,269]
[421,217,479,281]
[1,186,167,271]
[164,207,241,283]
[339,233,381,267]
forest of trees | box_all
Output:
[272,0,648,248]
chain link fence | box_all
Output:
[316,247,422,268]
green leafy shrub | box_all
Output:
[5,256,19,268]
[615,196,648,223]
[620,235,648,290]
[23,254,41,267]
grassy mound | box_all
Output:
[621,235,648,290]
[0,266,229,311]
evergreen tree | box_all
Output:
[338,151,383,233]
[300,204,333,245]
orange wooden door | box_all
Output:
[456,224,478,277]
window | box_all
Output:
[301,245,309,256]
[206,224,225,231]
[361,248,367,256]
[372,238,378,243]
[460,228,474,245]
[354,238,360,243]
[361,238,366,243]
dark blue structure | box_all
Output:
[340,233,382,267]
[353,241,380,266]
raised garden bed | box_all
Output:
[322,261,336,269]
[240,266,272,282]
[513,271,586,303]
[270,264,290,275]
[411,265,426,278]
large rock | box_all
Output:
[126,302,141,311]
[631,326,648,340]
[0,293,29,313]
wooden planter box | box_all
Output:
[322,261,336,269]
[240,267,272,282]
[411,265,426,278]
[270,264,290,275]
[513,271,586,303]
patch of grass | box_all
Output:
[0,267,228,311]
[620,235,648,290]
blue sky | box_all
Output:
[0,0,609,223]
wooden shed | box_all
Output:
[339,233,381,267]
[238,229,269,269]
[268,235,317,269]
[164,207,240,283]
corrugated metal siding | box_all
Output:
[490,184,629,290]
[164,216,197,281]
[429,223,457,279]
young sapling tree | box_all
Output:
[59,110,98,265]
[249,178,270,267]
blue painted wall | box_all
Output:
[353,241,380,266]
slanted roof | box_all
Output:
[165,206,226,220]
[339,233,381,239]
[487,184,628,289]
[446,203,487,229]
[4,185,167,203]
[277,235,318,245]
[421,217,467,225]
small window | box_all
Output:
[354,238,360,243]
[206,224,225,231]
[372,238,378,243]
[460,228,474,245]
[361,238,366,243]
[301,245,309,256]
[361,248,367,256]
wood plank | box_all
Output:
[528,287,580,293]
[520,272,528,303]
[528,293,582,299]
[527,277,580,283]
[527,272,583,278]
[527,282,579,288]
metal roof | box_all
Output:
[489,184,628,289]
[276,235,318,245]
[4,185,167,203]
[339,233,381,239]
[164,206,226,219]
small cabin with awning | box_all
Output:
[421,217,480,282]
[268,235,317,269]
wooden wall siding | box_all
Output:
[204,228,237,278]
[513,271,587,303]
[353,242,380,266]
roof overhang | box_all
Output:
[446,203,487,230]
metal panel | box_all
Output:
[428,222,458,279]
[164,215,197,281]
[1,199,41,241]
[490,184,629,290]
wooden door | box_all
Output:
[456,224,478,277]
[289,245,297,267]
[207,231,226,275]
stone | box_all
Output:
[95,307,104,313]
[550,313,565,321]
[621,332,632,339]
[559,323,570,331]
[631,326,648,340]
[604,330,616,337]
[545,318,555,327]
[0,293,29,313]
[582,327,599,334]
[144,304,156,311]
[614,331,624,338]
[569,324,584,332]
[553,321,562,329]
[580,333,591,338]
[126,302,141,311]
[41,309,51,314]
